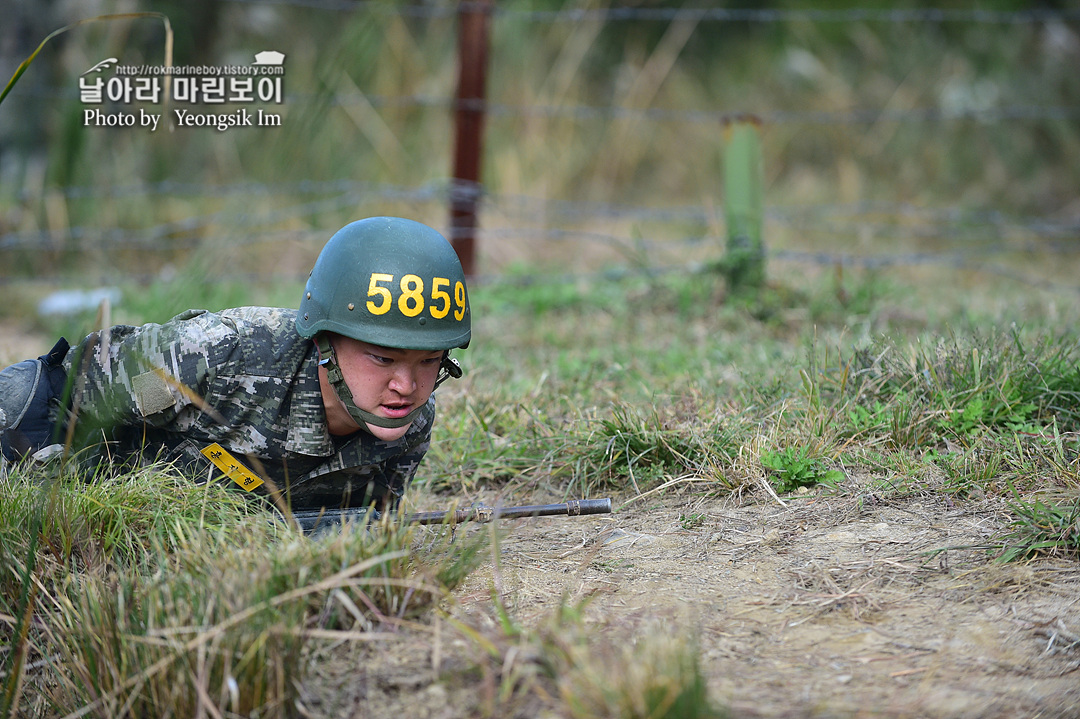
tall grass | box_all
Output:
[0,462,486,717]
[811,328,1080,464]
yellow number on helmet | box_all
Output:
[399,274,425,317]
[367,273,393,315]
[454,281,466,321]
[430,277,451,319]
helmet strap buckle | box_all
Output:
[435,353,463,390]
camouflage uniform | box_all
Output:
[64,306,433,510]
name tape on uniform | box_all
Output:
[200,442,265,491]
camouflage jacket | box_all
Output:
[63,307,434,510]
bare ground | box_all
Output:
[301,479,1080,719]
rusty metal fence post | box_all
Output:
[448,0,492,277]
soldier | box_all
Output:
[0,217,470,514]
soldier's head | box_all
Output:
[296,217,471,440]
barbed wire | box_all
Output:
[219,0,1080,24]
[3,221,1078,293]
[469,252,1080,298]
[484,192,1080,238]
[4,207,1077,252]
[4,235,1075,300]
[493,7,1080,24]
[13,178,1079,237]
[0,191,383,251]
[0,257,1048,298]
[351,96,1080,125]
[49,178,445,202]
[6,249,1075,300]
[5,179,1078,251]
[769,250,1080,296]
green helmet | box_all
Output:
[296,217,470,431]
[296,217,471,350]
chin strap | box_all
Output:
[315,335,423,430]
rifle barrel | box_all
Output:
[407,498,613,525]
[289,498,612,534]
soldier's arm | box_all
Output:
[67,310,235,432]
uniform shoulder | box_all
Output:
[218,307,308,375]
[220,306,299,333]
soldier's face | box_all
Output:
[323,336,443,441]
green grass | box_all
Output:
[3,264,1080,716]
[999,484,1080,562]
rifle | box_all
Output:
[289,498,612,535]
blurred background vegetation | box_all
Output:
[0,0,1077,346]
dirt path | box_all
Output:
[309,483,1080,718]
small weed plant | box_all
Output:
[761,446,845,494]
[999,486,1080,562]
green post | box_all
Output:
[721,115,765,294]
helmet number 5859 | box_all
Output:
[365,272,466,321]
